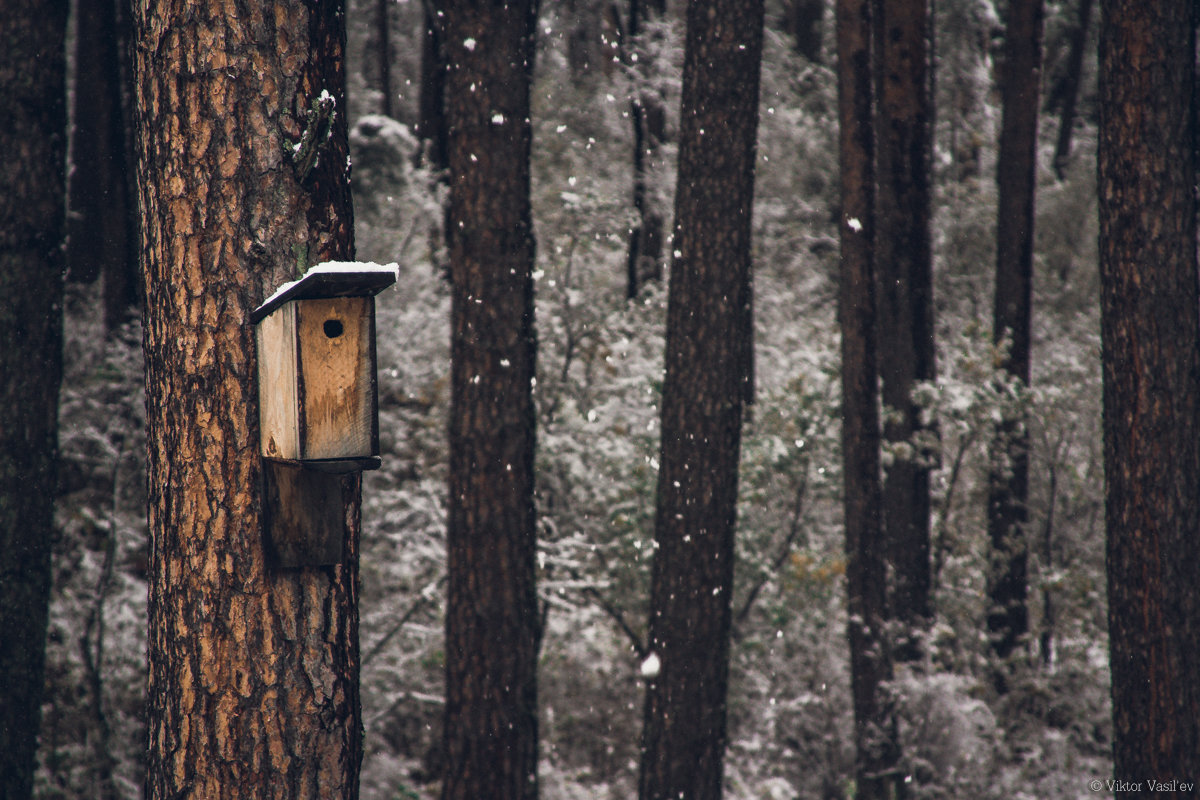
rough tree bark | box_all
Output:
[986,0,1044,689]
[637,1,763,798]
[134,0,362,797]
[873,0,935,659]
[440,2,541,799]
[0,2,67,798]
[1099,0,1200,788]
[836,0,901,794]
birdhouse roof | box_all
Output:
[252,261,399,323]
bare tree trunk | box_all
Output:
[416,0,448,170]
[1099,0,1200,788]
[786,0,826,62]
[624,0,667,299]
[986,0,1044,692]
[377,0,394,116]
[836,0,901,794]
[1051,0,1093,179]
[68,0,140,332]
[637,1,763,797]
[135,0,362,796]
[0,2,67,798]
[440,2,541,798]
[874,0,935,661]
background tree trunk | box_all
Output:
[873,0,935,660]
[134,0,362,796]
[376,0,394,116]
[986,0,1044,690]
[836,0,900,795]
[416,0,448,170]
[624,0,667,299]
[835,0,902,796]
[637,1,763,797]
[786,0,825,62]
[440,2,541,798]
[0,2,67,797]
[1050,0,1092,179]
[67,0,139,332]
[1099,0,1200,787]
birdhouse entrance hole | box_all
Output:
[324,318,344,338]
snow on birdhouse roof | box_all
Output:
[252,261,399,323]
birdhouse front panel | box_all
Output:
[256,295,380,464]
[295,296,377,460]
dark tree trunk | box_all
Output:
[986,0,1044,691]
[836,0,901,795]
[1051,0,1093,179]
[416,0,448,171]
[0,2,67,798]
[440,2,541,799]
[134,0,362,796]
[68,0,140,332]
[637,1,763,797]
[873,0,935,659]
[1099,0,1200,788]
[786,0,826,62]
[377,0,394,117]
[624,0,667,299]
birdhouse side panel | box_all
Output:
[256,302,301,460]
[296,296,376,460]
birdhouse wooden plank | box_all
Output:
[252,261,397,568]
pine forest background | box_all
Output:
[41,0,1109,797]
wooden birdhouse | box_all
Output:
[252,261,397,567]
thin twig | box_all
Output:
[732,466,809,639]
[363,576,446,667]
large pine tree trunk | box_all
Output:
[986,0,1043,689]
[1099,0,1200,786]
[0,2,67,797]
[637,1,763,797]
[440,2,541,798]
[134,1,362,797]
[836,0,900,795]
[873,0,935,659]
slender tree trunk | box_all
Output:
[416,0,448,170]
[440,2,541,799]
[1099,0,1200,788]
[836,0,901,795]
[377,0,394,116]
[135,0,362,797]
[0,3,67,798]
[786,0,826,62]
[68,0,140,332]
[1051,0,1093,180]
[625,0,667,299]
[638,1,763,798]
[986,0,1044,692]
[873,0,935,660]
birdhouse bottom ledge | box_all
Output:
[263,455,382,474]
